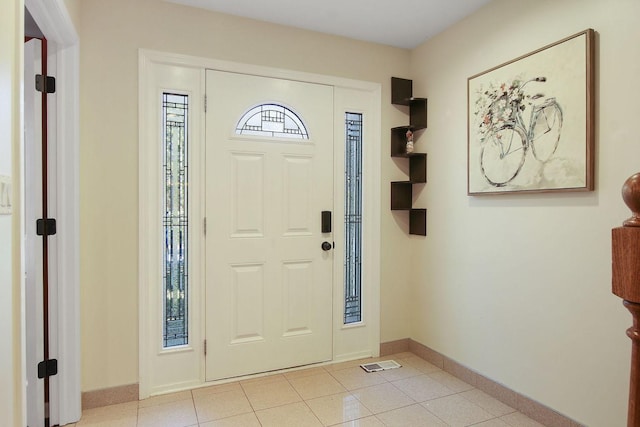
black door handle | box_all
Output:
[321,241,333,251]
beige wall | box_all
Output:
[63,0,80,32]
[79,0,411,392]
[409,0,640,425]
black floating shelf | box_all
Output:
[410,98,428,130]
[390,76,428,236]
[410,154,427,183]
[390,182,412,210]
[391,127,412,156]
[391,77,412,105]
[410,209,427,236]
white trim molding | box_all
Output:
[53,41,81,424]
[138,54,206,398]
[24,0,81,424]
[138,49,381,396]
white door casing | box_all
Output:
[24,37,46,427]
[139,50,381,396]
[24,36,62,427]
[205,70,334,380]
[24,0,81,423]
[332,87,381,361]
[139,61,205,397]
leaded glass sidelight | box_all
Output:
[236,103,309,139]
[344,113,363,324]
[162,93,189,347]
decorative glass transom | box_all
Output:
[235,103,309,139]
[344,112,363,324]
[162,92,189,348]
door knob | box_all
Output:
[321,241,333,251]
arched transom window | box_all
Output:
[235,103,309,139]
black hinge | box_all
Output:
[37,359,58,379]
[35,74,56,93]
[36,218,57,236]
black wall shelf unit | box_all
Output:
[390,77,427,236]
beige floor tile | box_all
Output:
[306,392,373,426]
[375,403,448,427]
[138,390,193,409]
[199,412,261,426]
[81,401,138,417]
[191,382,242,399]
[391,374,456,402]
[472,419,512,427]
[193,389,253,423]
[378,364,422,382]
[329,366,387,391]
[255,401,322,427]
[283,366,328,380]
[288,371,347,400]
[76,417,138,427]
[422,394,494,426]
[76,402,138,427]
[460,389,516,417]
[137,399,198,427]
[334,416,386,426]
[325,357,381,372]
[351,382,415,414]
[397,356,443,374]
[500,412,547,427]
[73,353,568,427]
[428,371,475,393]
[239,373,287,386]
[387,352,416,360]
[241,376,301,410]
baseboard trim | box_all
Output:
[380,339,583,427]
[81,383,139,410]
[379,338,410,356]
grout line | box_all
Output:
[280,369,323,425]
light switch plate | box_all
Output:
[0,175,12,215]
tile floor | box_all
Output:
[67,352,547,427]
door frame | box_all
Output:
[24,0,81,424]
[139,49,381,398]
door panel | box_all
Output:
[283,156,313,234]
[231,153,264,237]
[230,263,264,344]
[205,70,334,381]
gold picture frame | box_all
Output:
[467,29,595,195]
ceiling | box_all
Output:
[166,0,492,49]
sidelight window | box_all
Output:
[344,112,363,324]
[162,93,189,347]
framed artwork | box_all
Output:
[467,29,595,195]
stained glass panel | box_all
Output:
[162,93,189,347]
[236,103,309,139]
[344,113,363,324]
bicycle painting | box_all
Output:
[467,29,595,195]
[475,76,563,187]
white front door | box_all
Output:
[205,70,334,380]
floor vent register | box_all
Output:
[360,360,402,373]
